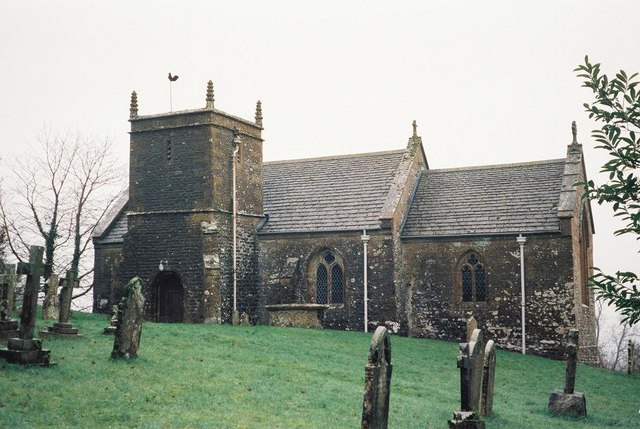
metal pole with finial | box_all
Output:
[168,73,179,111]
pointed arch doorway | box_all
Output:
[153,271,184,323]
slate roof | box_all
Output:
[401,159,566,237]
[93,196,128,244]
[98,209,128,243]
[260,150,407,233]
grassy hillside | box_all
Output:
[1,311,638,428]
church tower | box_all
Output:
[121,83,264,323]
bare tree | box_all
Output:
[0,129,125,308]
[598,308,640,371]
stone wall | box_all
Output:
[113,103,264,323]
[92,243,124,313]
[400,234,581,360]
[258,230,397,331]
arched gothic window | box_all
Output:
[459,252,487,302]
[314,251,344,304]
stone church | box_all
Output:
[93,82,597,363]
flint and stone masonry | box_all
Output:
[92,85,597,363]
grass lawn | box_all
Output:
[1,311,638,428]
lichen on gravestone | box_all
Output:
[111,277,145,359]
[361,326,392,429]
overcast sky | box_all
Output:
[1,1,639,300]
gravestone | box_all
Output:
[40,270,81,337]
[0,264,19,341]
[548,329,586,418]
[466,316,477,342]
[103,305,118,334]
[481,340,496,417]
[361,326,393,429]
[0,246,53,366]
[111,277,145,359]
[448,328,485,429]
[628,340,635,375]
[42,274,60,320]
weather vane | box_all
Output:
[168,72,179,111]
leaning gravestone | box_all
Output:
[111,277,145,359]
[42,274,60,320]
[548,329,586,418]
[41,270,81,337]
[0,264,19,341]
[481,340,496,417]
[628,340,636,375]
[0,246,53,366]
[361,326,393,429]
[447,328,485,429]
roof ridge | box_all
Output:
[264,148,407,165]
[427,158,565,173]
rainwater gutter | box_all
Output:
[517,234,527,354]
[232,131,241,324]
[361,229,370,333]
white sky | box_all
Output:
[1,1,639,295]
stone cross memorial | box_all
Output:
[0,246,53,366]
[361,326,393,429]
[447,328,485,429]
[0,263,19,340]
[548,329,586,418]
[41,270,81,337]
[111,277,145,359]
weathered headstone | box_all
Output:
[0,246,53,366]
[41,270,81,337]
[103,305,118,334]
[448,328,485,429]
[481,340,496,417]
[0,264,19,340]
[466,315,477,342]
[548,329,586,418]
[111,277,145,359]
[42,274,60,320]
[361,326,393,429]
[628,340,636,375]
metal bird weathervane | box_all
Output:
[168,72,179,111]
